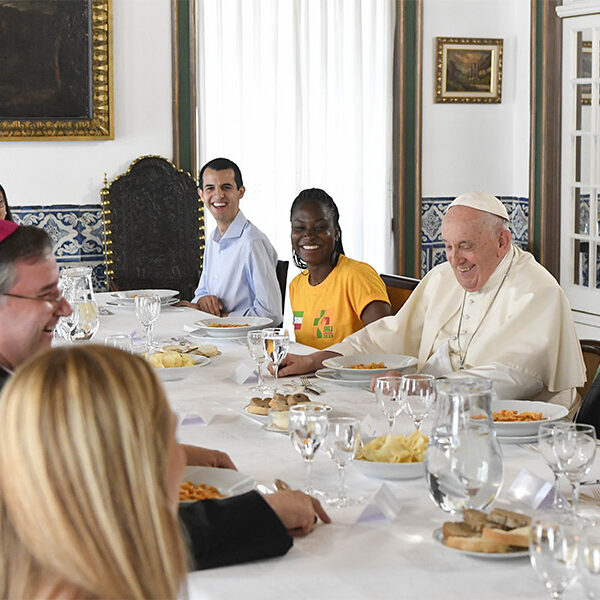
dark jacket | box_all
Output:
[576,374,600,435]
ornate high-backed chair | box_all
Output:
[101,156,204,299]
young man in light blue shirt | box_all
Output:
[191,158,283,324]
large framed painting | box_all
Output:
[435,37,503,104]
[0,0,113,140]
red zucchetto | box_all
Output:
[0,220,18,243]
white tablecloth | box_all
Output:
[95,295,600,600]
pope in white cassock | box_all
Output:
[278,192,586,407]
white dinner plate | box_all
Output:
[180,466,255,503]
[110,289,179,304]
[153,355,211,382]
[193,316,272,338]
[106,297,179,309]
[432,528,529,559]
[496,433,539,445]
[491,400,568,437]
[322,353,417,380]
[315,368,372,387]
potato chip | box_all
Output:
[149,351,195,369]
[356,430,428,464]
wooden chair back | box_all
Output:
[380,273,420,314]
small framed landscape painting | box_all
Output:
[435,37,503,104]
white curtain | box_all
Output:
[196,0,395,274]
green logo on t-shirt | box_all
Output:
[314,309,333,339]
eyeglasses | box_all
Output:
[0,292,65,308]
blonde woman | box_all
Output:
[0,345,188,599]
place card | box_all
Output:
[360,414,379,437]
[357,483,401,523]
[230,359,258,385]
[505,468,567,510]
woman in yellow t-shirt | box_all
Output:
[289,188,392,349]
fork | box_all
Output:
[300,376,324,395]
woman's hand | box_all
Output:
[262,490,331,536]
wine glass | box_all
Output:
[247,330,269,394]
[529,512,580,600]
[538,423,569,510]
[325,417,362,507]
[580,524,600,599]
[288,403,329,496]
[553,423,596,513]
[263,328,289,390]
[374,376,404,433]
[400,373,435,432]
[135,295,161,354]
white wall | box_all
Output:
[421,0,531,198]
[0,0,173,208]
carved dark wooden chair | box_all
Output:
[575,339,600,434]
[101,156,204,300]
[379,273,420,314]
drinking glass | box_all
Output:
[68,299,100,341]
[538,423,569,510]
[581,525,600,599]
[58,267,99,342]
[425,377,503,513]
[374,376,404,433]
[263,328,289,390]
[289,404,329,496]
[530,512,580,600]
[247,330,269,393]
[401,373,436,432]
[325,417,361,507]
[553,423,596,513]
[104,334,133,353]
[135,295,161,354]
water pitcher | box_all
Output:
[425,377,503,513]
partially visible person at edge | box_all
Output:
[182,158,282,324]
[0,184,14,221]
[0,222,329,571]
[0,345,330,596]
[289,188,391,349]
[277,191,585,407]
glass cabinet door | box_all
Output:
[560,15,600,314]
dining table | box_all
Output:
[94,293,600,600]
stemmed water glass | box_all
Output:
[325,417,362,507]
[135,295,161,354]
[263,328,289,390]
[247,330,269,394]
[552,423,596,513]
[529,512,580,600]
[580,525,600,599]
[374,376,404,433]
[288,404,329,496]
[400,373,435,432]
[538,423,569,510]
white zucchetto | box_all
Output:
[448,191,510,221]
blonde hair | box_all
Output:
[0,345,188,599]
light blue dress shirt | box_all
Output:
[193,210,283,324]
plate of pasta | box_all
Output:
[192,316,272,337]
[322,354,417,380]
[489,400,568,437]
[179,466,255,504]
[352,431,428,480]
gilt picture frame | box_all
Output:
[0,0,113,140]
[435,37,503,104]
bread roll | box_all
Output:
[462,509,489,533]
[442,521,477,539]
[487,508,531,529]
[248,397,270,415]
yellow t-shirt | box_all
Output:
[289,255,390,350]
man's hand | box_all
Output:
[370,369,404,391]
[262,490,331,536]
[181,444,237,470]
[275,351,341,377]
[196,295,224,316]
